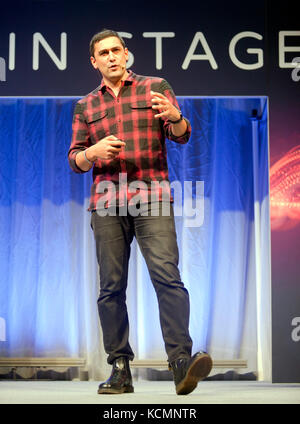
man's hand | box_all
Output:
[151,90,187,137]
[151,90,181,122]
[75,135,125,172]
[88,135,126,160]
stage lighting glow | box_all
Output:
[270,144,300,230]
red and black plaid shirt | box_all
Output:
[68,70,191,211]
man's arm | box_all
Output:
[170,117,188,138]
[68,102,92,173]
[68,102,126,173]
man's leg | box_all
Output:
[91,210,135,394]
[133,202,192,362]
[133,202,212,394]
[91,211,134,364]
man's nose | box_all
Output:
[108,51,115,60]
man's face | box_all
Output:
[91,36,128,84]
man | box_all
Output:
[68,29,212,395]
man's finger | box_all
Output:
[154,111,168,119]
[151,95,167,102]
[152,99,167,106]
[106,135,120,141]
[152,104,166,110]
[110,140,126,147]
[109,146,123,153]
[150,90,166,99]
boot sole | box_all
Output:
[176,353,213,395]
[97,385,134,394]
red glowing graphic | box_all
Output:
[270,144,300,231]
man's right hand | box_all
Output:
[88,135,126,160]
[75,135,126,172]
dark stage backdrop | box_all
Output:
[0,0,299,382]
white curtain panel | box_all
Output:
[0,97,271,381]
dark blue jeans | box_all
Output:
[91,202,193,365]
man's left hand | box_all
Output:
[151,91,181,122]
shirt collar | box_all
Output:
[99,69,136,93]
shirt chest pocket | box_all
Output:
[130,101,155,129]
[86,110,109,143]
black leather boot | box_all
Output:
[169,351,213,395]
[97,357,134,394]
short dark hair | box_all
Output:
[89,29,125,57]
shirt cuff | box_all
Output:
[169,117,191,143]
[69,150,89,174]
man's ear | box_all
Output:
[124,47,129,62]
[90,56,97,70]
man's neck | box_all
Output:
[104,70,129,95]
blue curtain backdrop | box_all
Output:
[0,96,270,380]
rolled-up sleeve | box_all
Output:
[159,79,191,144]
[68,102,91,173]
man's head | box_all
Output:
[90,29,129,86]
[89,29,125,58]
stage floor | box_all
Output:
[0,380,300,404]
